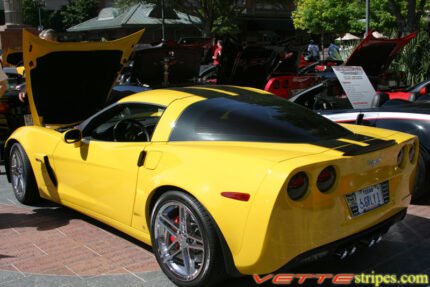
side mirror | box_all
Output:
[63,128,82,144]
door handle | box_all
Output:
[137,150,147,167]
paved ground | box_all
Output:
[1,171,430,287]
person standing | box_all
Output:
[212,40,223,83]
[307,40,320,62]
[328,43,341,60]
[212,40,223,65]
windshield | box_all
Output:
[170,95,352,143]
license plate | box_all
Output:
[346,181,389,216]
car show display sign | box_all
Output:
[332,66,376,109]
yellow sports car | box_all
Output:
[4,30,417,287]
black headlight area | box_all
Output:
[317,166,336,193]
[287,172,309,200]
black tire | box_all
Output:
[9,143,39,204]
[412,147,429,202]
[150,191,225,287]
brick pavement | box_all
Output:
[1,172,430,287]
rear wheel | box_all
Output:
[150,191,225,287]
[9,143,39,204]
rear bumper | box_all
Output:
[285,208,407,269]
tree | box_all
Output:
[114,0,244,37]
[61,0,99,29]
[387,0,427,35]
[294,0,430,84]
[22,0,48,28]
[294,0,430,38]
[391,32,430,84]
[23,0,99,31]
[293,0,352,54]
[293,0,351,34]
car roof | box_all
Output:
[119,85,273,106]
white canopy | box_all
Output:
[372,31,387,38]
[342,33,360,40]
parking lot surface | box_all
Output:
[1,172,430,287]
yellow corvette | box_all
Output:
[4,30,417,286]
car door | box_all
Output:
[52,102,165,225]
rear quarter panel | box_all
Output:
[132,142,290,255]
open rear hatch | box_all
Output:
[22,29,144,127]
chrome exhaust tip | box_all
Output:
[336,248,348,260]
[348,245,357,256]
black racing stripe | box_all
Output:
[317,135,396,155]
[315,139,348,149]
[169,85,270,100]
[342,133,374,142]
[168,87,230,99]
[341,139,397,156]
[211,85,267,97]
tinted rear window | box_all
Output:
[169,95,352,143]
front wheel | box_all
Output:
[9,143,39,204]
[150,191,225,287]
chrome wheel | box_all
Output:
[154,201,206,281]
[8,143,38,204]
[10,148,25,198]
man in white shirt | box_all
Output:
[0,68,8,97]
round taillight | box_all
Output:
[409,143,416,163]
[287,172,308,200]
[317,166,336,193]
[397,146,406,167]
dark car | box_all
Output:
[266,32,417,99]
[382,79,430,101]
[0,67,27,162]
[0,67,27,139]
[290,78,430,200]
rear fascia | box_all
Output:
[233,131,416,274]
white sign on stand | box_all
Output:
[332,66,376,109]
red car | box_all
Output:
[265,32,417,99]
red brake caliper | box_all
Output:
[169,216,179,243]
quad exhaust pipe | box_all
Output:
[361,234,383,248]
[336,234,383,260]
